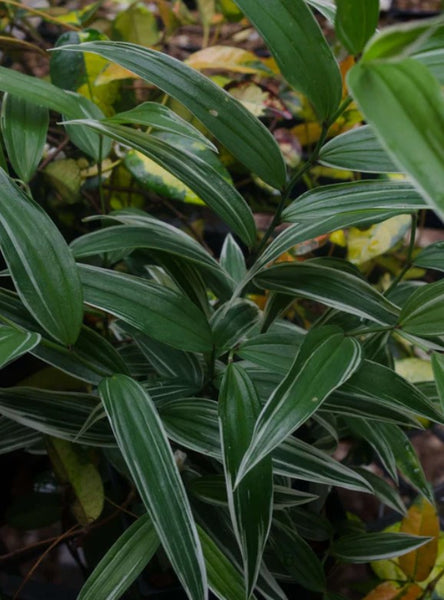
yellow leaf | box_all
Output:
[399,497,439,582]
[186,45,267,75]
[363,582,423,600]
[395,358,434,384]
[95,63,139,85]
[347,215,411,265]
[229,83,269,117]
[330,229,347,247]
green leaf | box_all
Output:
[99,375,207,600]
[0,170,83,345]
[109,102,215,149]
[53,41,286,189]
[432,353,444,414]
[347,60,444,220]
[220,234,246,285]
[0,326,40,368]
[78,264,212,352]
[306,0,335,22]
[0,417,40,454]
[282,180,427,223]
[0,387,113,446]
[78,514,159,600]
[68,119,256,246]
[1,94,49,183]
[353,468,406,515]
[399,279,444,337]
[270,520,326,592]
[112,2,160,46]
[335,0,379,55]
[47,437,104,525]
[219,364,273,595]
[211,299,259,354]
[236,326,362,482]
[233,0,341,121]
[237,330,303,375]
[332,532,432,563]
[254,262,399,325]
[319,126,400,173]
[414,242,444,272]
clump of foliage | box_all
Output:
[2,0,444,599]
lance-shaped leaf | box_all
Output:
[211,300,259,354]
[353,468,406,515]
[52,41,286,189]
[319,126,400,173]
[432,353,444,413]
[398,497,439,582]
[1,94,49,183]
[78,264,213,352]
[254,262,399,326]
[332,532,432,563]
[237,331,302,375]
[232,0,341,121]
[235,326,362,483]
[335,0,379,56]
[220,234,246,285]
[219,364,273,595]
[399,279,444,337]
[78,514,159,600]
[67,120,256,246]
[306,0,335,22]
[99,375,207,600]
[0,417,40,454]
[282,180,427,224]
[347,60,444,220]
[0,326,40,368]
[0,169,83,345]
[414,242,444,272]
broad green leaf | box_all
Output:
[219,364,273,595]
[211,300,259,354]
[339,360,444,425]
[0,170,83,345]
[232,0,341,121]
[380,423,433,504]
[0,326,40,368]
[68,119,256,246]
[0,417,40,454]
[325,393,421,427]
[282,181,427,224]
[347,60,444,220]
[236,326,362,482]
[0,387,113,446]
[270,521,326,592]
[237,331,302,375]
[319,126,400,173]
[398,497,439,582]
[335,0,379,55]
[399,279,444,337]
[353,468,406,515]
[332,532,432,563]
[78,264,212,352]
[47,437,104,525]
[78,514,159,600]
[415,46,444,84]
[1,94,48,183]
[108,102,215,149]
[345,418,398,482]
[53,41,286,189]
[306,0,335,22]
[414,242,444,271]
[432,353,444,413]
[254,262,399,325]
[99,375,207,600]
[220,234,246,284]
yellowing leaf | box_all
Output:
[399,497,439,581]
[113,3,160,47]
[95,63,140,85]
[47,437,104,526]
[347,215,411,265]
[186,45,266,74]
[229,83,269,117]
[395,358,433,384]
[330,230,347,247]
[363,582,423,600]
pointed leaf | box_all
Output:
[220,234,246,285]
[398,497,439,581]
[99,375,207,600]
[335,0,379,56]
[232,0,342,121]
[0,326,40,368]
[347,60,444,219]
[353,468,406,515]
[211,300,259,354]
[332,532,432,563]
[53,41,286,189]
[1,94,49,182]
[219,364,273,595]
[432,353,444,414]
[78,514,159,600]
[399,279,444,337]
[0,170,83,345]
[414,242,444,272]
[0,417,40,454]
[319,126,400,173]
[237,326,362,482]
[78,264,212,352]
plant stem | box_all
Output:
[98,135,106,214]
[347,324,395,336]
[384,213,418,296]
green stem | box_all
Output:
[384,213,418,296]
[98,135,106,214]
